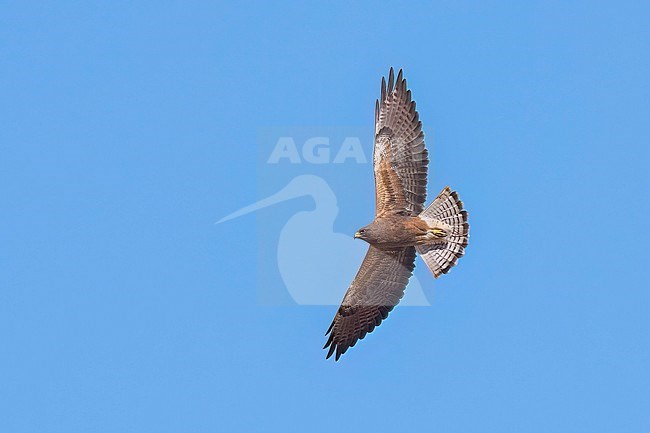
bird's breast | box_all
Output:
[369,216,428,249]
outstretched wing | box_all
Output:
[323,246,416,361]
[374,68,428,216]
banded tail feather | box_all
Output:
[417,186,469,278]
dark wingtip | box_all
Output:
[325,320,334,335]
[375,99,379,124]
[325,341,336,359]
[323,331,334,349]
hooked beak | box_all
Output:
[354,231,361,239]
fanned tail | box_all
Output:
[416,186,469,278]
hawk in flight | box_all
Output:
[324,68,470,360]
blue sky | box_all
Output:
[2,1,650,432]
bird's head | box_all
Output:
[354,224,378,243]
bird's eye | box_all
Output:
[359,229,366,233]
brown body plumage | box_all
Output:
[324,69,470,361]
[355,215,441,249]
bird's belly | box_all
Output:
[367,216,428,249]
[371,228,422,249]
[373,224,448,249]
